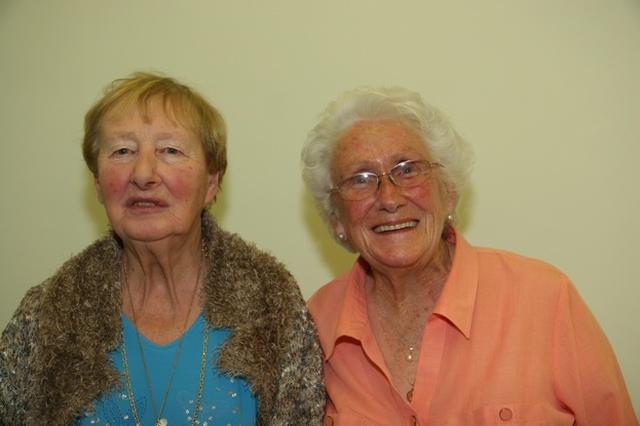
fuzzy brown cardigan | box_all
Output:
[0,211,326,425]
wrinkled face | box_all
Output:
[94,99,219,244]
[331,119,454,271]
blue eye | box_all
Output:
[350,173,377,187]
[337,173,377,193]
[394,161,428,179]
[165,147,180,154]
[115,148,130,155]
[353,174,371,185]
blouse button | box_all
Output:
[499,407,513,421]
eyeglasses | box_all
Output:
[331,159,442,201]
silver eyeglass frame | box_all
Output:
[330,159,443,201]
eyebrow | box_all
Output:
[342,156,421,173]
[107,131,179,141]
[108,131,137,140]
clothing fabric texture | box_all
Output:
[0,211,326,426]
[308,229,638,425]
[76,314,258,425]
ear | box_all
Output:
[93,174,105,205]
[204,170,220,205]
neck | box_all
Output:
[365,240,453,402]
[367,240,452,308]
[121,238,206,344]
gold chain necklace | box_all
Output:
[374,301,420,402]
[377,307,420,362]
[121,321,208,426]
[121,245,205,426]
[371,243,452,403]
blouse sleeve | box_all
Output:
[552,279,638,425]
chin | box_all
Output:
[367,250,424,269]
[117,226,175,243]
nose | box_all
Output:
[376,172,398,188]
[376,173,405,210]
[131,150,160,189]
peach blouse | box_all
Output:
[308,230,638,425]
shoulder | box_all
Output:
[0,235,120,390]
[470,245,576,309]
[216,228,289,272]
[308,269,351,315]
[41,234,120,284]
[202,214,306,325]
[306,267,355,345]
[475,246,569,283]
[208,225,296,290]
[204,212,292,279]
[2,284,47,343]
[5,235,120,321]
[3,235,123,354]
[35,235,122,310]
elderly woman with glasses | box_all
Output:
[301,86,637,425]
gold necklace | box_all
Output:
[374,301,419,402]
[378,310,419,362]
[372,243,452,402]
[121,246,204,426]
[121,322,208,426]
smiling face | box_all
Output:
[331,119,454,271]
[94,98,219,245]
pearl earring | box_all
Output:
[338,233,346,240]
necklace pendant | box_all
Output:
[407,388,414,402]
[157,419,168,426]
[406,345,414,362]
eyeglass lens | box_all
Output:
[335,160,436,200]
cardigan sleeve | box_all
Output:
[267,302,326,426]
[0,285,44,426]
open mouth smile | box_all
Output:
[373,220,418,233]
[127,197,167,208]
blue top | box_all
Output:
[76,314,257,426]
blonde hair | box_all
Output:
[82,72,227,183]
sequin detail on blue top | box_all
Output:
[75,314,257,426]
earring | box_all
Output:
[338,233,346,241]
[447,214,454,222]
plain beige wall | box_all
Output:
[1,0,638,416]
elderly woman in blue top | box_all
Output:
[0,72,325,426]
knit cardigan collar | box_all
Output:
[29,211,296,424]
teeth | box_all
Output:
[374,220,418,233]
[134,201,156,206]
